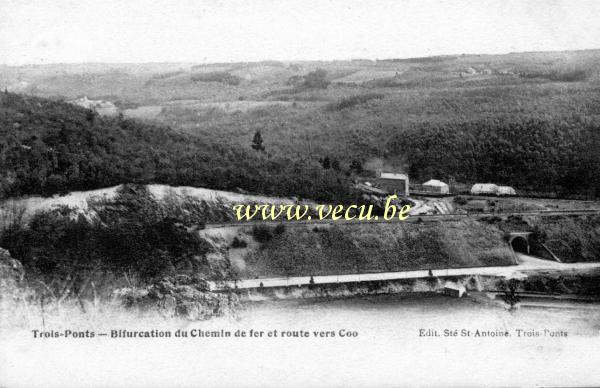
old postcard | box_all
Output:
[1,0,600,386]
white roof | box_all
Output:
[497,186,516,193]
[380,172,408,180]
[423,179,448,187]
[471,183,498,190]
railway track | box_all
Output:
[204,208,600,229]
[207,254,600,291]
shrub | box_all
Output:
[498,278,521,309]
[274,224,286,235]
[519,67,589,82]
[481,215,502,224]
[303,69,330,89]
[327,93,385,110]
[190,71,242,85]
[231,237,248,248]
[326,93,385,111]
[252,225,273,243]
[453,196,468,205]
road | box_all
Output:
[207,253,600,291]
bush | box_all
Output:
[519,67,589,82]
[190,71,242,85]
[231,237,248,248]
[274,224,286,235]
[453,196,468,205]
[303,69,330,89]
[481,215,502,224]
[326,93,385,111]
[252,225,274,243]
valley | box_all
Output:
[2,50,600,325]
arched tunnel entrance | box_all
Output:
[510,236,530,254]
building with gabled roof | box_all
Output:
[423,179,450,194]
[497,186,517,196]
[470,183,498,195]
[377,172,409,196]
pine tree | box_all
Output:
[251,130,265,152]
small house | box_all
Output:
[377,172,409,196]
[423,179,450,194]
[470,183,498,195]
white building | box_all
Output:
[423,179,450,194]
[470,183,498,195]
[497,186,517,196]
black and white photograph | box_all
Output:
[1,0,600,386]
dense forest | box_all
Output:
[0,92,355,202]
[388,117,600,197]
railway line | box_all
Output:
[204,208,600,229]
[207,254,600,291]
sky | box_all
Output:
[1,0,599,65]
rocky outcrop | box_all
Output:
[113,274,239,320]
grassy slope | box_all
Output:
[485,214,600,263]
[527,215,600,263]
[238,219,514,278]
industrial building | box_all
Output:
[377,172,409,196]
[471,183,516,196]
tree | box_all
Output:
[303,69,330,89]
[350,159,363,174]
[500,279,521,311]
[251,131,265,152]
[322,156,331,169]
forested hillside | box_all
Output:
[388,117,600,196]
[0,92,354,201]
[2,50,600,200]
